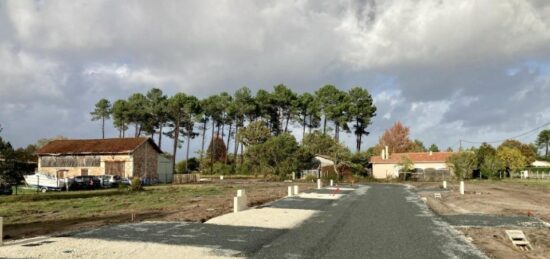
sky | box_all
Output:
[1,0,549,159]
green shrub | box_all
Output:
[322,172,338,182]
[130,177,143,192]
[304,174,317,182]
[235,163,251,175]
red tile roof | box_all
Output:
[370,152,454,164]
[37,137,162,155]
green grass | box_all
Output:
[0,184,226,225]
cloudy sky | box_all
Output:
[1,0,549,158]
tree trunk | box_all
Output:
[210,120,215,173]
[323,117,327,134]
[355,120,360,152]
[158,123,163,150]
[225,123,232,164]
[234,121,239,164]
[102,117,105,139]
[240,143,244,165]
[302,115,306,141]
[185,133,191,172]
[334,123,339,141]
[172,115,180,174]
[284,114,290,133]
[200,119,207,162]
[122,121,126,138]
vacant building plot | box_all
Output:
[412,180,550,259]
[0,180,315,240]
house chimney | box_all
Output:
[381,149,386,160]
[385,146,389,160]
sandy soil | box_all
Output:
[3,181,315,241]
[412,181,550,259]
[460,227,550,259]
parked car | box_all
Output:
[98,175,121,188]
[0,182,12,195]
[71,176,101,190]
[120,177,132,186]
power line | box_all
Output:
[459,121,550,145]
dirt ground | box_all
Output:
[411,181,550,259]
[3,180,315,241]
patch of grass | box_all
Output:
[0,184,226,225]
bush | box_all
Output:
[130,177,143,192]
[210,162,231,175]
[322,172,338,182]
[304,174,317,182]
[235,163,251,175]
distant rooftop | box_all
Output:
[37,137,162,155]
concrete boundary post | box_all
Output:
[459,181,464,195]
[442,181,447,189]
[293,185,299,195]
[233,189,247,213]
[330,180,334,187]
[288,186,293,197]
[317,179,322,189]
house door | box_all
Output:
[105,161,125,176]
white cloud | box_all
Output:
[0,0,548,156]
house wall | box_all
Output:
[38,154,133,178]
[132,141,159,180]
[372,162,449,179]
[372,164,399,179]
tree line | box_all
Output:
[91,85,377,173]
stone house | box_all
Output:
[36,137,168,181]
[370,151,454,179]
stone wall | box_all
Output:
[38,154,133,178]
[132,141,159,180]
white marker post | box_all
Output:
[233,189,247,213]
[459,181,464,195]
[288,186,293,197]
[220,175,224,180]
[293,185,299,195]
[317,179,322,189]
[330,179,334,187]
[442,180,447,189]
[292,172,296,180]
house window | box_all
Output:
[81,169,88,176]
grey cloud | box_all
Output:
[0,0,548,156]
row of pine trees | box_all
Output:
[91,84,377,170]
